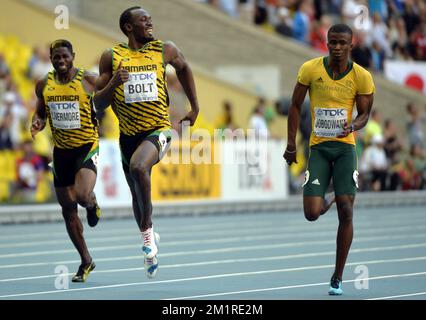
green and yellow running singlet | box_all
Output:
[297,57,375,146]
[43,68,98,149]
[111,40,171,136]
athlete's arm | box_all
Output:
[31,79,47,139]
[82,71,99,94]
[283,82,309,165]
[338,93,374,138]
[164,41,199,126]
[93,49,129,111]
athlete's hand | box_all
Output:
[283,145,298,166]
[337,122,354,138]
[111,60,129,87]
[179,109,199,126]
[31,118,44,139]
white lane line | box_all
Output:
[0,210,424,241]
[2,261,426,299]
[2,254,426,283]
[367,292,426,300]
[2,231,426,259]
[2,239,426,270]
[1,222,425,250]
[166,272,426,300]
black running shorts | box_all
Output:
[52,142,99,188]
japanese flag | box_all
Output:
[384,60,426,95]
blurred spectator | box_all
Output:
[248,100,269,139]
[351,32,372,68]
[0,53,9,78]
[275,6,293,38]
[368,0,388,21]
[0,101,13,150]
[13,139,44,202]
[360,134,388,191]
[0,91,28,149]
[364,109,382,145]
[410,143,426,187]
[293,0,313,44]
[28,46,52,81]
[402,0,421,37]
[383,118,402,165]
[218,0,239,17]
[215,100,238,131]
[398,158,423,190]
[406,102,425,148]
[311,15,332,53]
[254,0,268,25]
[371,40,386,71]
[368,12,392,58]
[410,22,426,61]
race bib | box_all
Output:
[48,101,81,130]
[124,72,158,103]
[313,107,347,138]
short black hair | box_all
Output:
[327,24,353,40]
[50,39,73,55]
[119,6,141,35]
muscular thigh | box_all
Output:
[303,146,332,197]
[55,186,77,210]
[53,143,97,188]
[333,144,358,196]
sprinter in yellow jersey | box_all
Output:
[284,24,375,296]
[31,40,100,283]
[94,7,199,279]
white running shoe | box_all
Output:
[144,256,159,279]
[142,228,159,259]
[143,232,160,279]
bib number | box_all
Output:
[313,107,347,138]
[124,72,158,103]
[49,101,81,129]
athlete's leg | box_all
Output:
[333,195,354,280]
[124,172,145,230]
[56,187,92,265]
[129,140,159,231]
[74,168,97,209]
[303,193,335,221]
[302,145,333,221]
[331,143,358,281]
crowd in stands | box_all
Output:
[357,103,426,191]
[199,0,426,71]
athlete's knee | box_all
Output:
[75,192,92,208]
[129,162,151,180]
[304,209,320,222]
[336,202,353,223]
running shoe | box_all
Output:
[142,228,159,259]
[72,261,96,283]
[328,276,343,295]
[144,256,159,279]
[86,203,101,227]
[143,232,160,279]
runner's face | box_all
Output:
[51,47,74,75]
[327,32,352,62]
[130,9,154,41]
